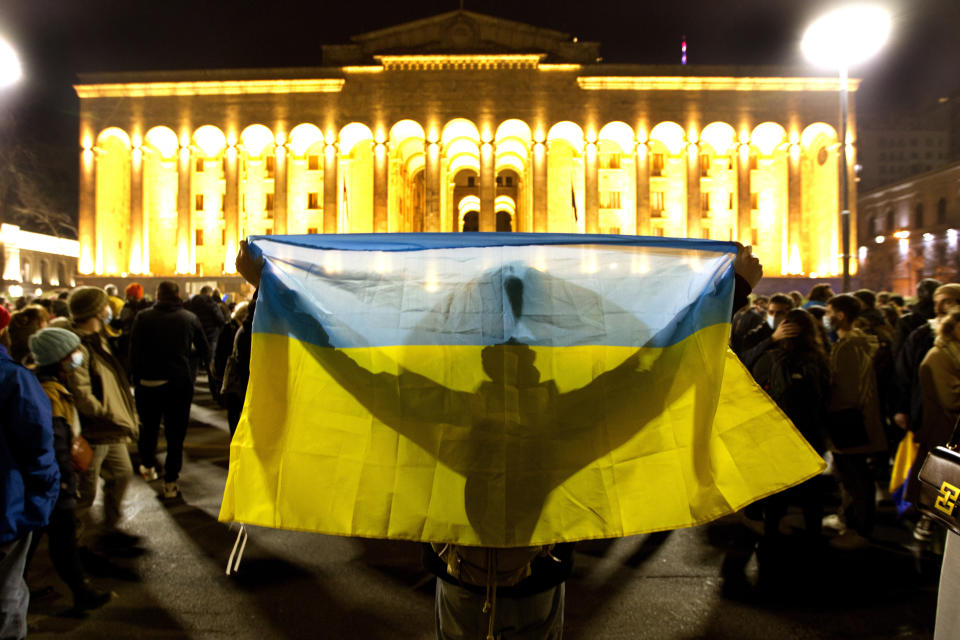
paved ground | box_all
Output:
[24,379,943,639]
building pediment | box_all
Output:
[323,10,600,65]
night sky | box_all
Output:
[0,0,956,230]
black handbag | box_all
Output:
[917,416,960,535]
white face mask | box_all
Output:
[824,315,836,332]
[66,351,84,370]
[102,305,113,324]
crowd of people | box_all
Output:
[0,280,253,636]
[3,245,960,638]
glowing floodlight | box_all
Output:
[0,35,21,88]
[801,5,891,69]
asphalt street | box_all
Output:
[23,379,942,639]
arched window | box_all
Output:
[496,211,513,232]
[938,197,947,224]
[461,211,479,232]
[914,202,924,229]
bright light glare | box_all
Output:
[0,35,21,88]
[801,5,891,68]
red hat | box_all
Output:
[125,282,144,300]
[0,305,9,333]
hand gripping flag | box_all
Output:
[219,233,824,547]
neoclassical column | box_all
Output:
[223,144,239,267]
[737,143,752,244]
[78,147,96,274]
[787,143,802,272]
[584,141,599,234]
[130,146,144,273]
[425,141,442,232]
[532,142,547,232]
[323,143,338,233]
[686,142,702,238]
[176,144,192,273]
[479,141,495,232]
[273,143,288,235]
[634,142,650,236]
[374,142,389,233]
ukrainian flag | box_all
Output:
[219,233,824,547]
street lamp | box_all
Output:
[0,34,21,88]
[802,5,891,292]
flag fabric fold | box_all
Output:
[219,232,824,547]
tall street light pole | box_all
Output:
[802,5,891,292]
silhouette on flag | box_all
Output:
[219,233,824,546]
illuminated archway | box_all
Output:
[143,126,179,275]
[802,122,841,276]
[338,123,375,233]
[288,124,325,234]
[95,128,131,275]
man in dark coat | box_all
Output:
[130,281,209,500]
[184,286,225,357]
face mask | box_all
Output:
[102,306,113,324]
[66,351,84,370]
[766,315,782,330]
[824,316,835,332]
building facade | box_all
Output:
[0,223,78,298]
[858,160,960,295]
[74,10,859,284]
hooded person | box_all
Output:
[28,328,112,612]
[65,286,142,553]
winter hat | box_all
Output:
[0,305,9,333]
[125,282,144,301]
[68,286,108,322]
[29,327,81,367]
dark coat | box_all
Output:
[184,294,225,354]
[130,299,210,383]
[895,322,936,429]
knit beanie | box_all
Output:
[0,305,9,333]
[68,286,108,322]
[28,327,81,367]
[935,283,960,301]
[125,282,144,301]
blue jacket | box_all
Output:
[0,345,60,543]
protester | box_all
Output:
[824,294,887,549]
[28,328,112,612]
[751,308,830,538]
[221,299,254,435]
[212,301,249,409]
[730,294,765,357]
[7,305,50,366]
[788,290,804,309]
[894,278,940,357]
[736,293,799,371]
[0,306,60,637]
[184,286,225,356]
[65,286,142,553]
[130,281,209,499]
[117,282,152,372]
[803,283,834,309]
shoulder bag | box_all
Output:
[917,415,960,535]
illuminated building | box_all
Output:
[858,160,960,295]
[1,224,79,298]
[74,10,859,284]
